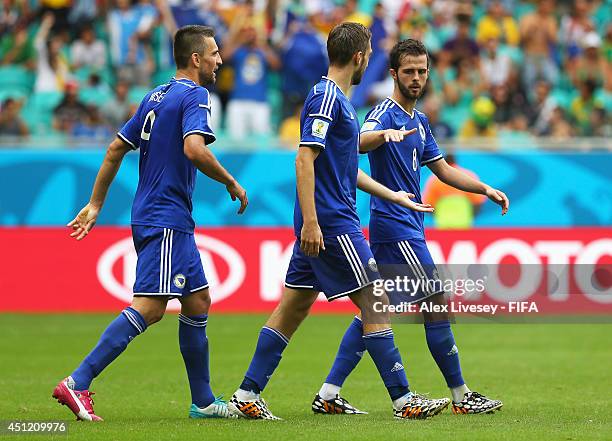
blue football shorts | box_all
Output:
[131,225,208,298]
[370,237,443,304]
[284,231,381,301]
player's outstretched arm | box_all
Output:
[296,146,325,257]
[427,159,509,215]
[67,137,132,240]
[357,169,434,213]
[359,128,416,152]
[183,134,248,214]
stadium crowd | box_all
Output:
[0,0,610,147]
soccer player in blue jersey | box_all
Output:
[52,25,247,421]
[228,23,450,421]
[314,39,509,416]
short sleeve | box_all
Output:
[361,106,391,133]
[299,84,340,149]
[117,98,146,150]
[420,116,443,166]
[182,87,215,145]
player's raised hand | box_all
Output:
[485,187,509,215]
[300,221,325,257]
[226,180,249,214]
[383,128,417,143]
[393,191,434,213]
[67,203,100,240]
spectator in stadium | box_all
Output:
[278,103,302,149]
[476,0,519,47]
[459,96,498,139]
[519,0,559,86]
[52,81,88,133]
[423,95,454,140]
[71,104,112,139]
[441,12,480,68]
[479,35,513,87]
[34,13,71,93]
[0,22,36,69]
[0,98,29,137]
[0,0,28,38]
[490,84,513,127]
[70,24,107,71]
[570,78,605,135]
[423,153,486,229]
[39,0,71,32]
[547,106,574,139]
[529,79,558,136]
[223,10,281,141]
[569,31,606,89]
[279,18,328,120]
[108,0,157,86]
[559,0,595,60]
[343,0,371,27]
[101,80,131,132]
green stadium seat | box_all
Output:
[20,91,63,135]
[0,66,35,91]
[79,87,113,106]
[152,68,175,87]
[128,87,150,105]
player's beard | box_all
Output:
[397,79,423,101]
[351,59,367,85]
[199,69,215,86]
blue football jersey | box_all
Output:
[118,77,215,234]
[361,97,443,243]
[293,76,362,237]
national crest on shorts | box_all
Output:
[174,274,186,289]
[368,257,378,272]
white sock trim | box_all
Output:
[393,392,413,410]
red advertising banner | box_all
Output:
[0,227,610,313]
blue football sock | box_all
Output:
[179,313,215,408]
[424,320,464,388]
[363,329,410,401]
[240,327,288,394]
[325,316,365,387]
[71,307,147,390]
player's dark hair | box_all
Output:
[173,25,215,69]
[327,22,371,67]
[389,39,429,71]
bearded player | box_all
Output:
[313,39,508,415]
[52,25,247,421]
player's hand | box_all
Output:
[226,180,248,214]
[393,191,434,213]
[67,203,100,240]
[485,187,509,215]
[300,221,325,257]
[383,128,416,143]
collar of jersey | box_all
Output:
[321,76,343,95]
[172,76,197,86]
[386,96,415,119]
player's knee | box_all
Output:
[142,308,165,325]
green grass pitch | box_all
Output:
[1,314,611,440]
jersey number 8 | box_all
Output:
[412,148,417,171]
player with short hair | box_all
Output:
[228,23,450,421]
[52,25,247,421]
[313,38,508,415]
